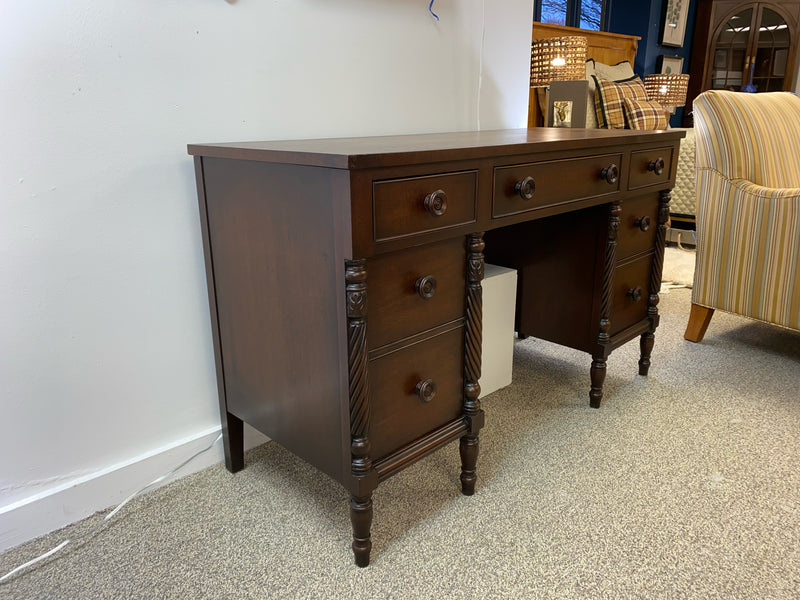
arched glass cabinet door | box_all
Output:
[709,8,754,90]
[751,6,792,92]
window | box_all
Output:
[535,0,608,31]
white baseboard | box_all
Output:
[0,425,269,553]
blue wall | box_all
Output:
[609,0,699,126]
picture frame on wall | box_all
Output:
[661,0,690,47]
[658,55,685,74]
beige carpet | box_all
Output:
[2,257,800,599]
[662,244,696,288]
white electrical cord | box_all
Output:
[476,0,486,130]
[0,433,223,584]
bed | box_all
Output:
[528,22,696,225]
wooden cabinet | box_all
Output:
[686,0,800,119]
[189,128,684,568]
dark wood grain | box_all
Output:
[201,157,352,482]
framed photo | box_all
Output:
[658,55,684,75]
[661,0,690,47]
[547,80,588,128]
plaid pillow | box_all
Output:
[593,75,648,129]
[623,98,670,130]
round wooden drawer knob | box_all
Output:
[514,176,536,200]
[627,287,643,302]
[635,216,651,231]
[415,275,437,300]
[424,189,448,217]
[648,157,665,175]
[601,164,619,184]
[415,379,437,403]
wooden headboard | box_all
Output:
[528,22,640,127]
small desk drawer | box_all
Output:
[609,255,654,336]
[369,326,465,460]
[617,195,659,261]
[628,147,673,190]
[492,154,621,218]
[366,237,466,349]
[373,171,477,242]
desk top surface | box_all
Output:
[188,128,686,170]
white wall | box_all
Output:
[0,0,534,551]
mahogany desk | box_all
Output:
[189,128,685,567]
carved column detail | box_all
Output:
[345,259,373,567]
[639,190,671,376]
[597,200,622,346]
[460,233,485,496]
[648,190,671,320]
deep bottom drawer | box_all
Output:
[610,255,654,336]
[368,325,464,460]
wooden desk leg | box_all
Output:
[589,356,606,409]
[460,435,479,495]
[221,411,244,473]
[638,331,655,376]
[350,494,373,567]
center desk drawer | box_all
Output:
[373,171,477,242]
[493,154,622,217]
[369,325,465,461]
[366,237,466,349]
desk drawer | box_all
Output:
[609,255,653,336]
[492,154,621,218]
[373,171,477,242]
[366,237,466,349]
[617,195,659,261]
[369,326,465,460]
[628,147,673,190]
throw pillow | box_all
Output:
[623,98,670,130]
[593,75,649,129]
[584,60,635,129]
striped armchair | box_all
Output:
[685,90,800,342]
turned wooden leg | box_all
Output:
[459,434,479,496]
[350,494,373,568]
[685,303,715,342]
[639,331,655,376]
[589,356,607,409]
[221,411,244,473]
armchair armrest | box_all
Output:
[731,179,800,201]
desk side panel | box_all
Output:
[201,157,352,483]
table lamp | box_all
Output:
[644,73,690,113]
[530,36,588,127]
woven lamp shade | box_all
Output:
[644,73,690,107]
[530,36,588,86]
